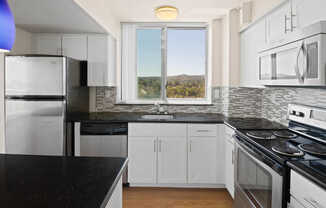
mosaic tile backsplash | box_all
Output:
[94,86,326,125]
[262,87,326,125]
[94,87,263,118]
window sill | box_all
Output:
[116,101,213,106]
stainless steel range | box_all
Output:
[234,104,326,208]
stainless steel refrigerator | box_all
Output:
[5,55,89,156]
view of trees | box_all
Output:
[138,75,205,99]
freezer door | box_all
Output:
[5,100,65,156]
[5,56,66,96]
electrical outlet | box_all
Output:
[214,88,220,99]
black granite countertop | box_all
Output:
[67,112,225,124]
[224,117,286,130]
[287,160,326,190]
[67,112,286,130]
[0,154,127,208]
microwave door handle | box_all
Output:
[295,42,308,83]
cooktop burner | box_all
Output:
[272,143,305,157]
[273,130,297,139]
[246,131,275,140]
[298,144,326,156]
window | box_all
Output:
[137,29,162,99]
[122,23,209,104]
[166,29,206,99]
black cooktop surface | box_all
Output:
[236,129,326,164]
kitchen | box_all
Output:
[1,0,326,207]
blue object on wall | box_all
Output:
[0,0,15,52]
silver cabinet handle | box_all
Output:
[189,141,192,152]
[304,198,325,208]
[295,41,308,84]
[197,130,210,132]
[159,140,162,152]
[154,140,156,152]
[232,149,234,164]
[284,15,291,34]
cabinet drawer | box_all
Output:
[291,170,326,208]
[128,123,187,137]
[188,124,217,137]
[128,123,161,137]
[159,124,187,137]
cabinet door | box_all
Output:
[128,137,157,184]
[188,137,217,184]
[292,0,326,30]
[62,35,87,60]
[225,138,235,198]
[31,34,62,55]
[240,20,266,87]
[157,137,187,184]
[266,1,291,44]
[87,35,115,87]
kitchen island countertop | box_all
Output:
[0,154,127,208]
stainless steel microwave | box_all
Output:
[258,22,326,86]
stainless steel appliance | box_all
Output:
[234,104,326,208]
[234,135,284,208]
[258,21,326,86]
[5,55,89,156]
[79,122,128,184]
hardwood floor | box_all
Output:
[123,187,233,208]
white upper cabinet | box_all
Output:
[292,0,326,30]
[266,1,291,45]
[31,33,116,87]
[31,34,62,56]
[87,35,117,87]
[62,35,87,60]
[240,20,266,87]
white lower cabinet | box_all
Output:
[128,137,157,184]
[158,137,187,184]
[225,126,235,198]
[188,137,217,184]
[128,123,223,187]
[106,177,122,208]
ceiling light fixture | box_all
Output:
[155,6,178,20]
[0,0,15,52]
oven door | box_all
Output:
[234,136,284,208]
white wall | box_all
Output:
[0,53,5,153]
[220,9,241,87]
[211,19,224,87]
[10,27,33,54]
[73,0,120,38]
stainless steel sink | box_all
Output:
[141,114,174,120]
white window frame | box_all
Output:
[121,22,211,105]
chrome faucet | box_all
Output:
[154,102,166,114]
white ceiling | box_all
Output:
[8,0,107,33]
[109,0,241,22]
